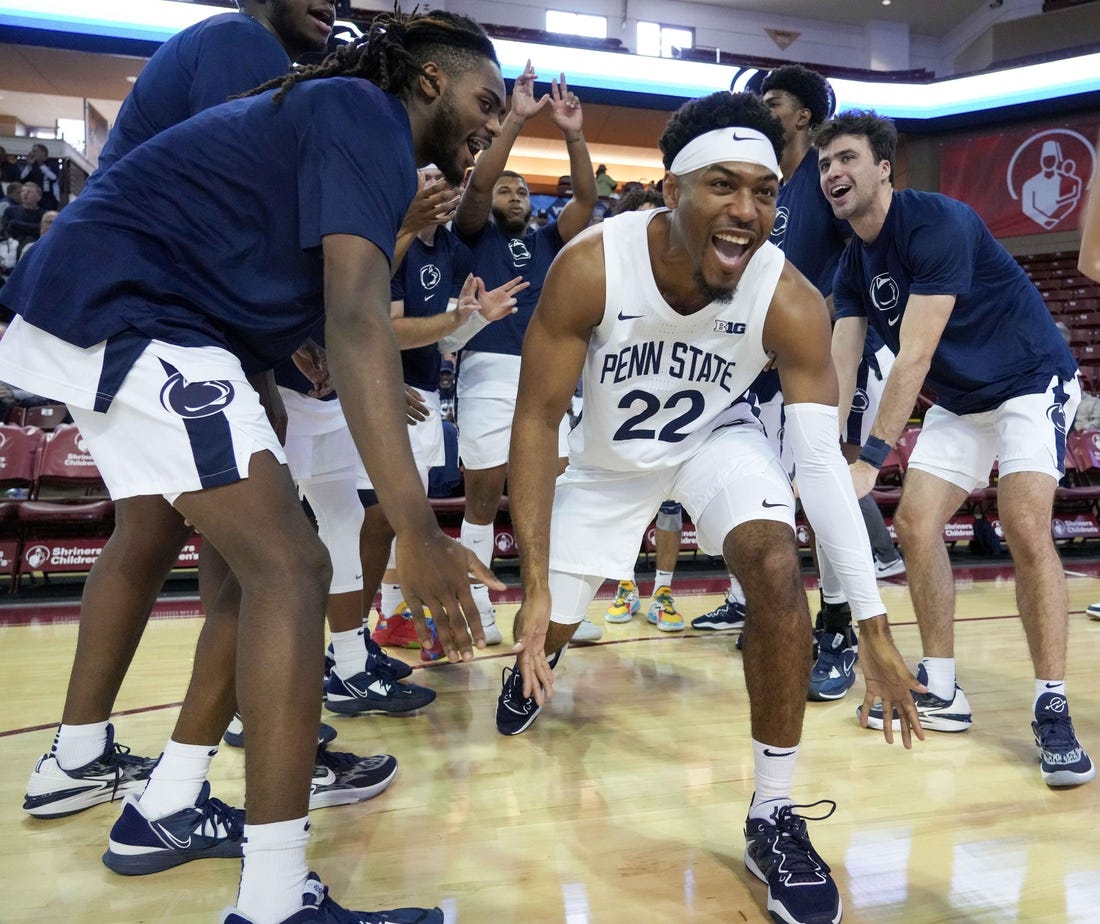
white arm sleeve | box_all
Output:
[784,402,885,621]
[436,308,489,354]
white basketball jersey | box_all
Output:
[568,208,785,472]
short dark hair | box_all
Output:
[658,91,784,171]
[611,188,664,215]
[497,169,528,187]
[760,64,833,128]
[812,109,897,183]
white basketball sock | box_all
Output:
[330,627,367,680]
[749,738,799,815]
[138,738,218,818]
[461,519,496,617]
[53,720,110,771]
[727,574,745,605]
[654,570,674,591]
[235,817,311,924]
[378,582,405,620]
[1036,678,1065,707]
[921,657,956,701]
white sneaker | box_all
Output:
[874,556,906,579]
[571,617,603,644]
[1087,603,1100,621]
[481,610,503,646]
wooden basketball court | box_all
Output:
[2,562,1099,922]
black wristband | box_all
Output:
[858,435,891,469]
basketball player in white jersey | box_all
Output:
[499,91,924,924]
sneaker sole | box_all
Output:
[605,612,636,623]
[859,707,972,733]
[1041,764,1098,787]
[657,622,685,632]
[309,765,398,809]
[497,704,543,736]
[481,627,504,646]
[102,838,243,875]
[690,620,744,631]
[807,681,855,702]
[1087,609,1100,621]
[744,849,842,924]
[24,779,145,819]
[324,692,436,716]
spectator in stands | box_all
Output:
[17,210,58,261]
[595,162,618,199]
[0,180,21,218]
[453,61,600,643]
[439,357,457,421]
[820,110,1094,788]
[19,144,60,210]
[0,146,20,183]
[3,8,507,923]
[547,173,572,219]
[528,207,549,231]
[1,182,47,247]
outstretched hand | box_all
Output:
[547,73,583,133]
[396,530,506,663]
[511,59,549,120]
[476,275,527,321]
[399,173,460,238]
[857,615,926,748]
[511,591,555,705]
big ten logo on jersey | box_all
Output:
[869,273,902,328]
[419,263,442,295]
[1008,129,1096,232]
[508,237,532,268]
[714,320,747,335]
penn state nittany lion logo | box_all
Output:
[851,388,870,413]
[869,273,901,328]
[508,238,532,268]
[770,206,789,243]
[1047,401,1067,435]
[420,263,441,291]
[160,366,235,420]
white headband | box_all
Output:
[669,127,782,180]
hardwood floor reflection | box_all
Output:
[2,570,1100,922]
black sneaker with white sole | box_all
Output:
[324,664,436,716]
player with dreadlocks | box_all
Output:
[0,9,506,923]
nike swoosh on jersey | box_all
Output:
[617,311,643,320]
[761,499,789,508]
[887,315,901,326]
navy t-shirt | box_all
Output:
[92,13,291,182]
[769,147,850,298]
[458,221,564,356]
[1,78,417,377]
[391,228,473,390]
[834,189,1076,414]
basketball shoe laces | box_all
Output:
[1034,711,1080,755]
[759,800,837,880]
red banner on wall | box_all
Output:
[939,117,1099,237]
